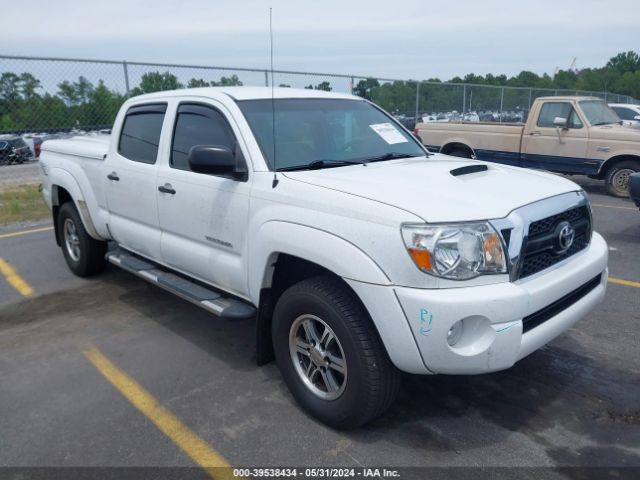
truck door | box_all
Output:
[104,103,166,260]
[156,101,251,297]
[521,101,589,173]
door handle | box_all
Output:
[529,131,541,136]
[107,172,119,181]
[158,183,176,195]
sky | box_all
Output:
[1,0,639,81]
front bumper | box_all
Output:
[346,232,608,375]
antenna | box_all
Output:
[270,7,279,188]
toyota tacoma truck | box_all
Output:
[40,87,608,429]
[415,96,640,197]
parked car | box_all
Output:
[0,135,31,165]
[22,134,46,158]
[415,96,640,197]
[40,87,608,429]
[33,136,44,157]
[21,135,36,156]
[609,103,640,127]
[462,112,480,122]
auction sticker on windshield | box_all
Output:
[369,123,409,144]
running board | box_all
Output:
[106,250,256,320]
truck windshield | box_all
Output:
[237,98,426,171]
[579,100,621,126]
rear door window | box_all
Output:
[118,104,167,164]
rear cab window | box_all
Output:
[118,103,167,164]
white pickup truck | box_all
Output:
[40,87,608,429]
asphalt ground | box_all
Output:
[0,175,638,479]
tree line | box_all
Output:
[357,51,640,114]
[1,51,638,132]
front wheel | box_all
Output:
[58,202,107,277]
[605,160,640,197]
[272,275,400,429]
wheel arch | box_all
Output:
[49,169,104,245]
[252,222,392,366]
[440,141,476,158]
[597,154,640,178]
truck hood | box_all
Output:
[590,123,640,142]
[283,154,580,222]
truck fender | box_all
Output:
[49,167,104,241]
[250,221,427,373]
[249,221,391,302]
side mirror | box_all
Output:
[553,117,568,128]
[187,145,244,179]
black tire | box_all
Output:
[57,202,107,277]
[605,160,640,197]
[272,275,400,429]
[448,148,472,159]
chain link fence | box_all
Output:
[0,54,638,188]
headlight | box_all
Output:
[402,222,507,280]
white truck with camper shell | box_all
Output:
[40,87,608,429]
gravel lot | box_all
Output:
[0,176,638,479]
[0,161,40,188]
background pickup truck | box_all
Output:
[40,87,608,429]
[415,96,640,197]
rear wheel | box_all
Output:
[272,275,400,429]
[58,202,107,277]
[605,160,640,197]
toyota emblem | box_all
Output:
[556,221,575,254]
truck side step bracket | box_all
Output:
[106,249,256,320]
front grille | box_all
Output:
[528,207,587,237]
[518,206,591,279]
[522,274,602,333]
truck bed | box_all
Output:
[42,135,110,160]
[417,121,524,158]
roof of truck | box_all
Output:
[534,96,603,102]
[132,86,360,102]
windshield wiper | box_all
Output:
[276,159,367,172]
[276,153,424,172]
[365,152,423,163]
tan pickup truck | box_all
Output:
[415,96,640,196]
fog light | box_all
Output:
[447,321,464,346]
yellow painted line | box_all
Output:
[83,347,236,480]
[0,226,54,239]
[0,257,34,297]
[609,277,640,289]
[592,203,637,211]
